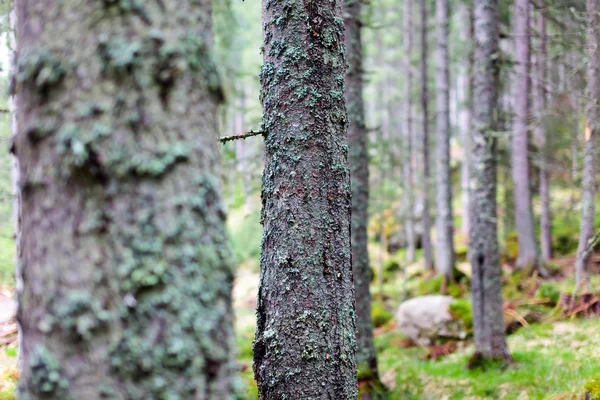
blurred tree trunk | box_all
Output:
[403,0,417,264]
[344,0,381,386]
[458,3,474,239]
[15,0,239,398]
[512,0,539,272]
[253,1,358,398]
[435,0,455,280]
[235,86,252,211]
[419,0,434,271]
[575,0,599,292]
[534,11,553,262]
[470,0,511,362]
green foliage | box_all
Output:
[537,283,561,306]
[227,207,261,268]
[448,299,472,331]
[15,50,67,94]
[371,302,393,328]
[585,378,600,400]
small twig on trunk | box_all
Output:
[218,130,265,144]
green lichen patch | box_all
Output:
[25,345,68,396]
[25,117,58,142]
[51,291,111,341]
[98,35,143,79]
[15,50,67,94]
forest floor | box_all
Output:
[233,249,600,400]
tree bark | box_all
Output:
[435,0,455,279]
[344,0,380,383]
[419,0,434,271]
[15,1,239,398]
[534,11,553,262]
[458,3,474,238]
[512,0,539,272]
[575,0,599,293]
[253,1,358,398]
[470,0,511,362]
[403,0,417,264]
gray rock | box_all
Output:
[395,295,467,346]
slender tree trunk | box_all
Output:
[575,0,599,293]
[254,1,358,398]
[470,0,511,362]
[458,3,474,238]
[512,0,539,272]
[435,0,455,280]
[419,0,434,271]
[534,11,553,262]
[344,0,381,384]
[403,0,417,264]
[15,1,240,398]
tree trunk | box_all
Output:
[470,0,511,362]
[344,0,381,384]
[403,0,417,264]
[534,11,553,262]
[419,0,434,271]
[435,0,455,279]
[575,0,599,293]
[253,1,358,398]
[458,3,474,238]
[512,0,539,272]
[15,1,239,398]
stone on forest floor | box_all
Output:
[395,295,468,346]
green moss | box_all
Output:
[537,283,561,306]
[585,378,600,399]
[448,299,473,330]
[371,302,393,328]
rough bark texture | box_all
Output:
[470,0,511,362]
[575,0,599,292]
[403,0,417,264]
[344,0,380,382]
[512,0,539,271]
[534,12,553,262]
[458,3,474,238]
[14,1,239,399]
[419,0,434,271]
[435,0,455,278]
[253,1,358,398]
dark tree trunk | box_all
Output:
[403,0,417,264]
[534,11,553,262]
[253,1,358,398]
[469,0,511,362]
[14,1,239,398]
[575,0,599,292]
[419,0,434,271]
[435,0,455,279]
[512,0,539,272]
[344,0,380,384]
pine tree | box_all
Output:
[469,0,511,363]
[435,0,456,281]
[575,0,599,292]
[253,1,358,398]
[344,0,381,386]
